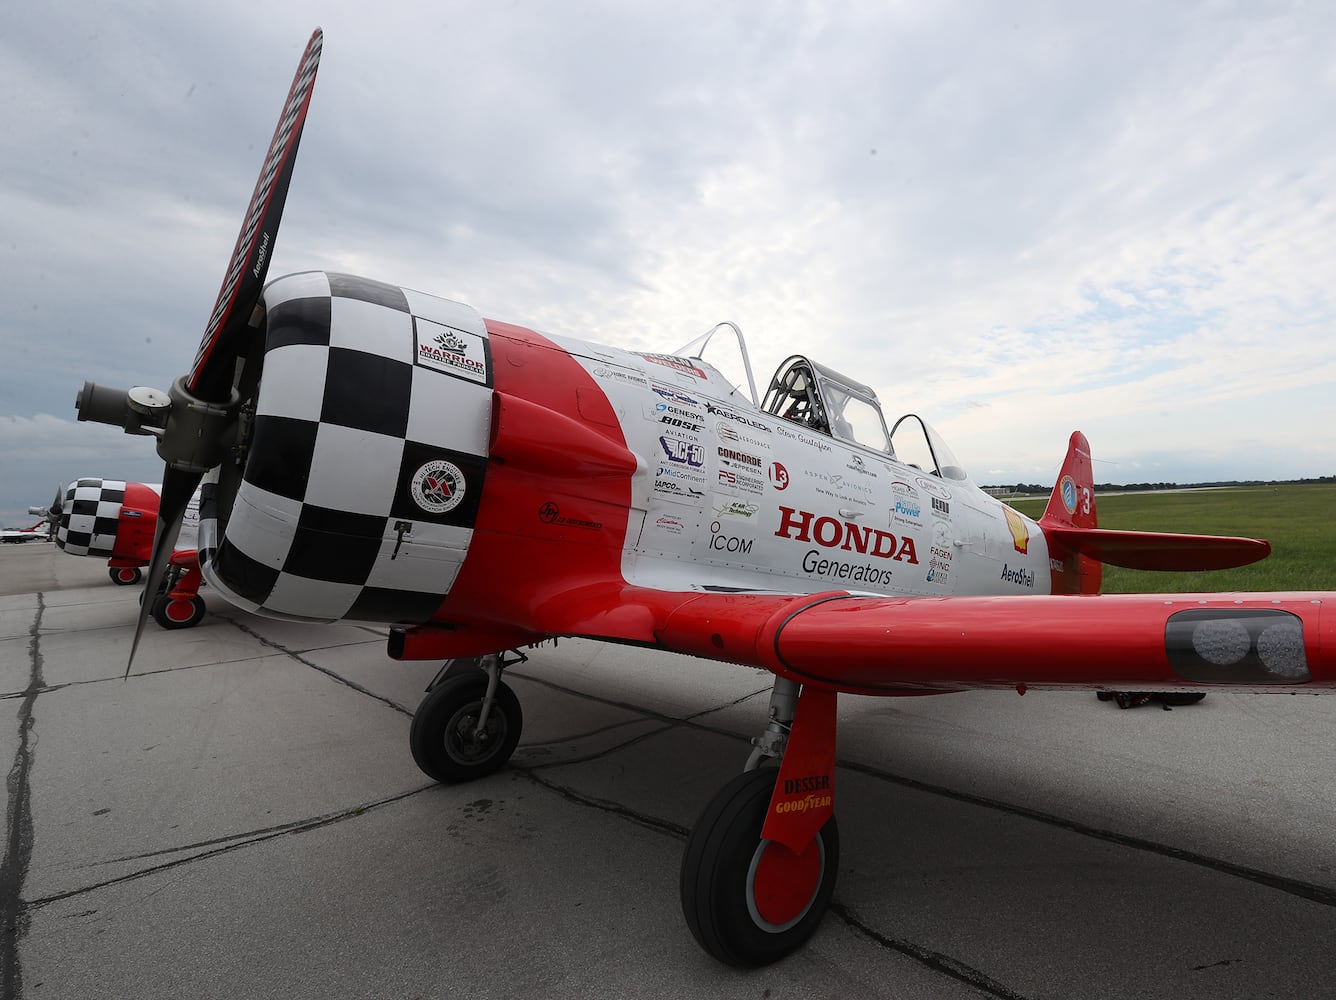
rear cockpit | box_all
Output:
[678,326,971,483]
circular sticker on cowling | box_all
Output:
[410,460,466,514]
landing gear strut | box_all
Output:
[681,678,841,966]
[410,653,525,783]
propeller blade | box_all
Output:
[188,27,323,403]
[125,469,202,675]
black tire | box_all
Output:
[1095,691,1114,701]
[151,594,206,630]
[110,567,143,586]
[680,768,839,967]
[410,674,523,783]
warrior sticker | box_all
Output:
[410,460,466,515]
[414,317,490,385]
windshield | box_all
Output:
[819,378,890,452]
[888,414,969,481]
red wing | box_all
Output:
[545,588,1331,695]
[1044,525,1270,571]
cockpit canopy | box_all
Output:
[760,355,969,482]
[763,355,891,452]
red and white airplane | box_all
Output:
[0,520,49,543]
[32,480,208,628]
[73,30,1336,966]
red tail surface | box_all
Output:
[1038,431,1269,594]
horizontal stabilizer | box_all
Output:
[1042,525,1270,571]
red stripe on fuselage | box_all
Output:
[432,321,634,636]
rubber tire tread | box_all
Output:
[680,767,839,967]
[409,674,523,784]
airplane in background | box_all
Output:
[72,30,1336,967]
[0,520,49,543]
[30,480,207,629]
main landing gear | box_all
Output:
[681,677,841,967]
[406,657,840,968]
[410,653,526,783]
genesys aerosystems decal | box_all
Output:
[638,353,707,379]
[413,316,491,386]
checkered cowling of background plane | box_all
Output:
[55,479,128,557]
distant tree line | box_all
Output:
[988,475,1336,495]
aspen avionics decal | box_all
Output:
[414,317,491,385]
[410,460,466,514]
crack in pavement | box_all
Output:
[0,593,43,1000]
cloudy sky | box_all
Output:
[2,1,1334,525]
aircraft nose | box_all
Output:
[54,479,126,556]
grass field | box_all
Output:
[1006,484,1336,593]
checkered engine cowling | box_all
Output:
[54,479,128,556]
[199,271,494,625]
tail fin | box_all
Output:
[1040,431,1097,529]
[1038,431,1269,589]
[1039,432,1101,593]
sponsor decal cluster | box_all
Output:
[414,318,489,384]
[713,501,760,519]
[926,520,953,586]
[538,501,602,531]
[1001,504,1030,554]
[410,460,466,514]
[1061,475,1078,515]
[774,774,833,816]
[917,476,952,519]
[650,410,704,433]
[717,445,763,470]
[806,469,875,508]
[717,466,765,496]
[716,422,770,450]
[660,434,705,468]
[1000,563,1035,588]
[657,464,708,485]
[651,383,700,407]
[639,353,708,379]
[653,513,687,535]
[708,520,755,555]
[592,365,650,389]
[706,401,772,435]
[846,454,876,477]
[652,479,705,505]
[776,505,918,587]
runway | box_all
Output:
[2,542,1334,999]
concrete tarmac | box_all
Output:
[2,542,1335,999]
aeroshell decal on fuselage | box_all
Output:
[555,336,1052,598]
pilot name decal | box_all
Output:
[413,317,489,385]
[775,506,919,563]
